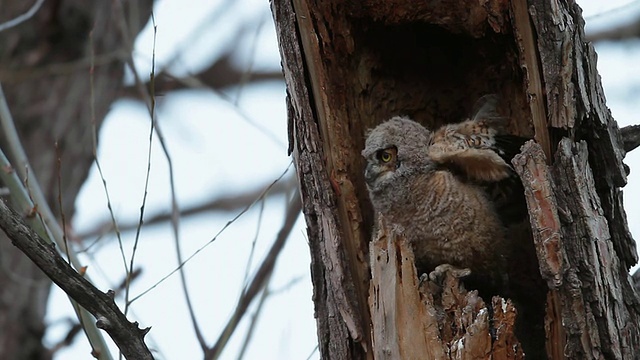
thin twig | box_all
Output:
[0,0,46,32]
[77,174,295,239]
[237,276,272,360]
[129,162,293,303]
[237,275,305,360]
[268,275,305,295]
[241,198,265,293]
[125,12,156,317]
[133,69,286,149]
[89,29,130,289]
[54,142,70,261]
[233,12,268,105]
[208,87,286,149]
[0,51,125,83]
[50,321,83,355]
[160,0,235,72]
[112,2,207,348]
[305,344,319,360]
[204,190,302,360]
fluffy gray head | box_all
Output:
[362,116,433,197]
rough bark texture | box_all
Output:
[272,0,640,359]
[515,140,640,359]
[0,1,152,358]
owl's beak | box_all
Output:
[364,163,377,185]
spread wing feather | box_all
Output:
[427,95,530,223]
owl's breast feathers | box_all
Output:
[403,170,508,277]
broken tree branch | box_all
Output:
[0,200,153,360]
[622,124,640,153]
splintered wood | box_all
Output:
[369,218,523,360]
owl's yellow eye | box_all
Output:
[376,148,396,163]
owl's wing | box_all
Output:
[429,123,528,182]
[428,95,528,183]
[479,133,530,223]
[429,133,530,225]
[429,148,511,182]
[429,97,530,222]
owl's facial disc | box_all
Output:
[364,146,398,186]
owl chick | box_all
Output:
[362,116,510,292]
[363,113,547,357]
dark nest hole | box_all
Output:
[352,21,532,134]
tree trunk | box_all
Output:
[0,1,151,358]
[271,0,640,358]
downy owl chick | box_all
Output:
[362,116,511,293]
[363,109,548,358]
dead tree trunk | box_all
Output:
[271,0,640,358]
[0,1,152,358]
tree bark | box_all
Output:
[0,1,152,358]
[271,0,640,358]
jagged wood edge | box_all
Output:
[369,217,523,359]
[368,218,446,359]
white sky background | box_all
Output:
[42,0,640,359]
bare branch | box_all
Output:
[0,0,45,33]
[77,174,296,240]
[204,190,302,360]
[0,83,113,359]
[622,124,640,153]
[305,345,319,360]
[113,3,209,350]
[128,162,294,304]
[0,200,153,360]
[586,4,640,43]
[122,56,283,96]
[236,275,272,360]
[587,20,640,42]
[50,321,83,355]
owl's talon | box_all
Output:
[418,273,430,287]
[429,264,471,283]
